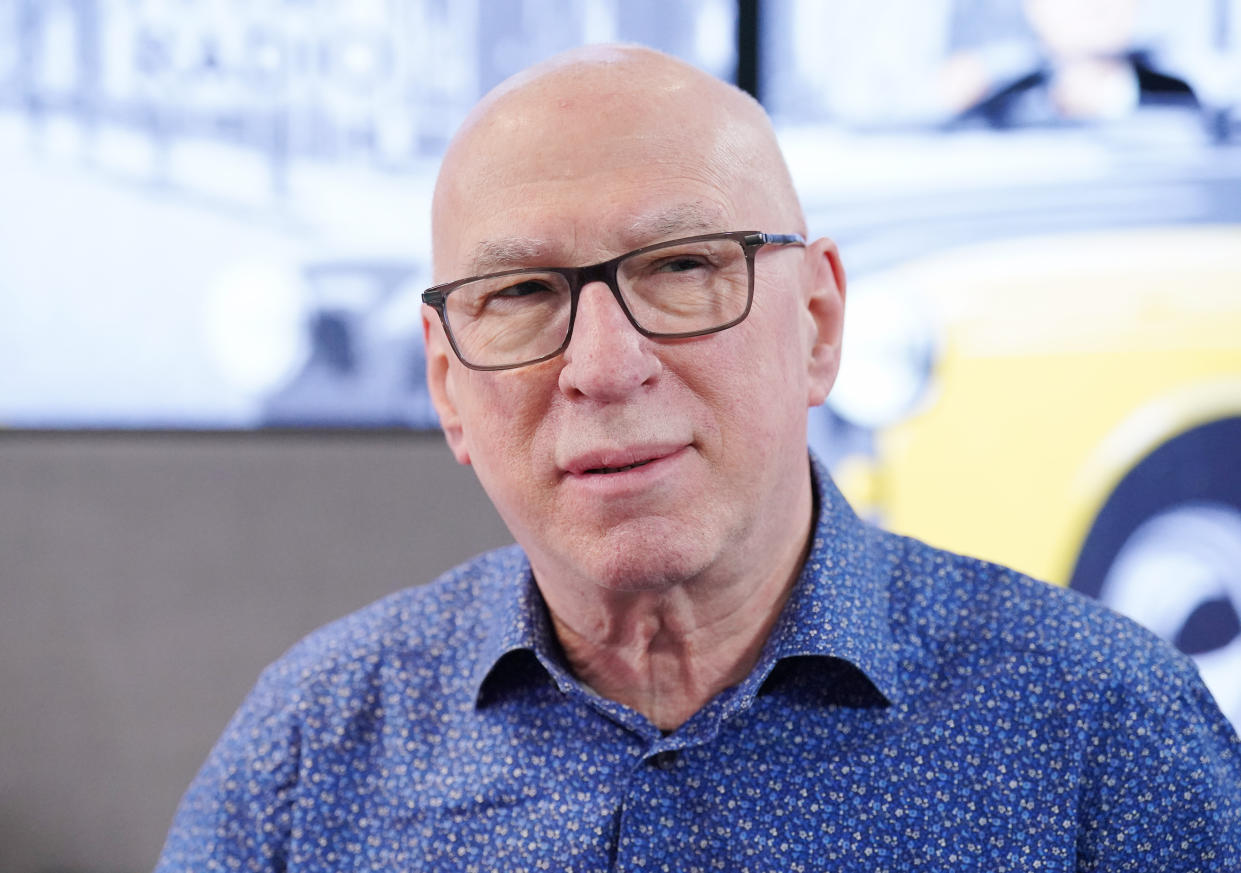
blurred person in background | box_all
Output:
[942,0,1199,126]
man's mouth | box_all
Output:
[562,444,688,478]
[585,459,655,475]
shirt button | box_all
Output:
[649,750,679,770]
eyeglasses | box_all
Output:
[422,230,806,371]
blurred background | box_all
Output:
[2,0,1239,870]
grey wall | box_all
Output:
[0,431,512,873]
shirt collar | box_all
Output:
[472,452,904,708]
[755,452,904,706]
[470,549,572,704]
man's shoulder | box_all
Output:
[882,530,1204,710]
[249,543,527,708]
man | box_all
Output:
[157,45,1240,871]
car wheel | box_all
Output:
[1068,417,1241,727]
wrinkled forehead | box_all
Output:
[438,136,743,268]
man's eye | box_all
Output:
[654,256,710,274]
[491,280,555,299]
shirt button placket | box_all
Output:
[611,745,689,871]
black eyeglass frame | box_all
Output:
[422,230,806,372]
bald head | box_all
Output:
[431,45,804,281]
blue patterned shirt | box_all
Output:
[157,458,1241,871]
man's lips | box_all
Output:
[585,459,654,474]
[560,444,688,477]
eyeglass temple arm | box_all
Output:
[749,232,806,247]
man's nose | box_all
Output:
[558,281,661,401]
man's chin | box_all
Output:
[567,523,719,594]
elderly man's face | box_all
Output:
[426,61,842,593]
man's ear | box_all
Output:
[802,237,847,407]
[423,308,471,466]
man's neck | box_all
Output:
[540,491,815,732]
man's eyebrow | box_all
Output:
[624,204,726,243]
[468,238,551,275]
[466,204,727,275]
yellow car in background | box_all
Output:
[826,224,1241,725]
